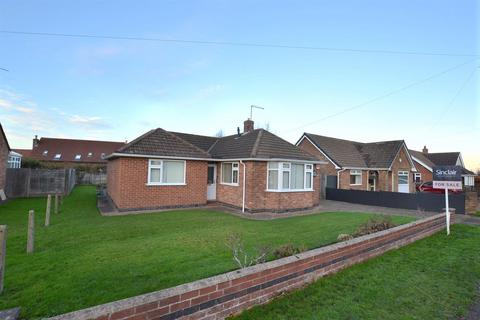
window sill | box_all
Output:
[220,183,239,187]
[350,184,362,186]
[146,183,186,186]
[266,189,314,193]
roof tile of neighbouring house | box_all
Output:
[118,128,212,158]
[114,128,318,161]
[303,133,405,168]
[425,152,461,166]
[29,138,125,163]
[13,149,33,158]
[409,149,436,169]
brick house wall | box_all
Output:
[413,161,433,183]
[389,146,415,193]
[297,138,338,176]
[107,157,208,210]
[0,133,8,191]
[216,161,321,212]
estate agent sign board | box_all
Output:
[432,165,463,235]
[433,166,462,190]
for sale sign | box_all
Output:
[432,166,462,190]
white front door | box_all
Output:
[398,171,409,193]
[207,164,216,200]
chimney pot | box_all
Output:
[243,119,254,133]
[422,145,428,154]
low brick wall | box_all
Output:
[47,213,451,320]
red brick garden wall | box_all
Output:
[47,213,451,320]
[107,157,208,210]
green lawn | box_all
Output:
[0,186,413,319]
[233,224,480,320]
[474,211,480,217]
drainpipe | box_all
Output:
[337,168,346,189]
[240,160,246,213]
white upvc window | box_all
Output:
[414,173,422,183]
[350,170,362,185]
[267,162,314,191]
[7,155,21,168]
[221,162,239,185]
[147,159,186,185]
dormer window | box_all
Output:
[54,154,61,160]
[75,154,81,160]
[87,152,93,157]
[42,150,48,156]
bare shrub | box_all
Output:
[337,233,353,242]
[226,233,270,269]
[273,244,307,259]
[353,217,397,237]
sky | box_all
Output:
[0,1,479,170]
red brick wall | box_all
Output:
[297,138,338,176]
[0,133,9,191]
[338,169,368,190]
[390,146,415,193]
[107,157,208,210]
[46,213,451,320]
[413,161,433,183]
[216,161,321,212]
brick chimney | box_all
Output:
[244,119,254,133]
[422,145,428,154]
[33,135,39,149]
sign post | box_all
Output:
[432,166,462,235]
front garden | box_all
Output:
[0,186,413,319]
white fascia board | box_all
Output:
[296,135,341,169]
[107,153,326,164]
[411,156,433,172]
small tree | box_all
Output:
[21,157,41,169]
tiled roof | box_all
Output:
[304,133,405,168]
[118,128,211,158]
[409,149,435,169]
[425,152,460,166]
[113,128,318,161]
[30,138,125,163]
[13,149,33,158]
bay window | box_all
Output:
[148,159,185,185]
[350,170,362,185]
[221,162,239,185]
[267,162,314,191]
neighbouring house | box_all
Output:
[410,146,476,188]
[0,123,11,195]
[106,119,324,212]
[16,136,125,170]
[296,133,417,193]
[7,151,22,168]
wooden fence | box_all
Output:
[76,172,107,185]
[5,168,76,198]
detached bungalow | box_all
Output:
[106,120,324,212]
[410,146,476,187]
[296,133,417,193]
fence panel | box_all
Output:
[5,168,76,198]
[326,188,465,214]
[76,172,106,185]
